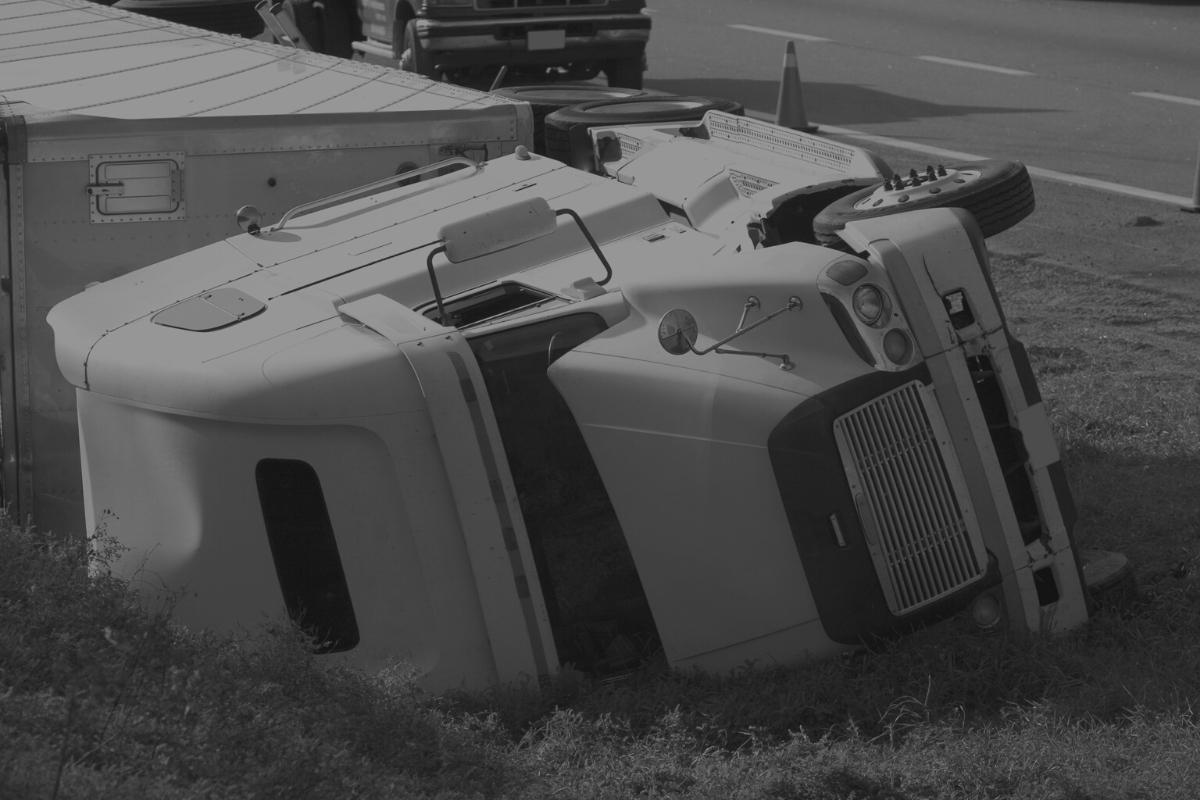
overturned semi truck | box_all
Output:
[49,111,1112,690]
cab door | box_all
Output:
[465,310,662,677]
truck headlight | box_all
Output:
[883,329,913,365]
[971,590,1003,630]
[852,284,888,326]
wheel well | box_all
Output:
[760,179,880,247]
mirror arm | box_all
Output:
[691,295,802,370]
[707,346,795,371]
[426,245,450,325]
[555,208,613,286]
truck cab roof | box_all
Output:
[50,127,877,419]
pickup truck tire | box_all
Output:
[604,57,645,90]
[544,95,745,171]
[811,159,1035,244]
[399,19,438,79]
[491,85,656,154]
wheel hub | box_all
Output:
[853,165,982,211]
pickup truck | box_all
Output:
[352,0,651,87]
[48,110,1107,690]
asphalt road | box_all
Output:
[642,0,1200,204]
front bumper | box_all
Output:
[415,14,650,68]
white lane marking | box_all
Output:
[1022,164,1190,206]
[728,24,831,43]
[1133,91,1200,108]
[744,110,1191,206]
[917,56,1033,77]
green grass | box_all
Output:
[3,252,1200,799]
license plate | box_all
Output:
[526,29,565,51]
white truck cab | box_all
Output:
[49,112,1092,690]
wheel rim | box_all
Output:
[852,166,983,212]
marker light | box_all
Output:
[852,284,887,326]
[826,259,868,286]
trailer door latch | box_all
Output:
[85,181,125,197]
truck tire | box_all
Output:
[491,84,657,154]
[811,160,1035,244]
[604,56,644,90]
[543,95,745,171]
[399,19,437,78]
[316,0,356,59]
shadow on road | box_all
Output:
[644,78,1056,126]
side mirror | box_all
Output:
[657,308,699,355]
[656,296,802,370]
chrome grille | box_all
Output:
[833,381,987,615]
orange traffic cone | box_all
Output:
[775,41,817,133]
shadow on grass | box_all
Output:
[1059,441,1200,574]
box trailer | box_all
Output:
[49,110,1107,690]
[0,0,533,538]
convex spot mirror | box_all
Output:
[658,308,699,355]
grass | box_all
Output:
[3,250,1200,799]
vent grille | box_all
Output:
[727,169,778,197]
[834,381,987,615]
[704,111,857,172]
